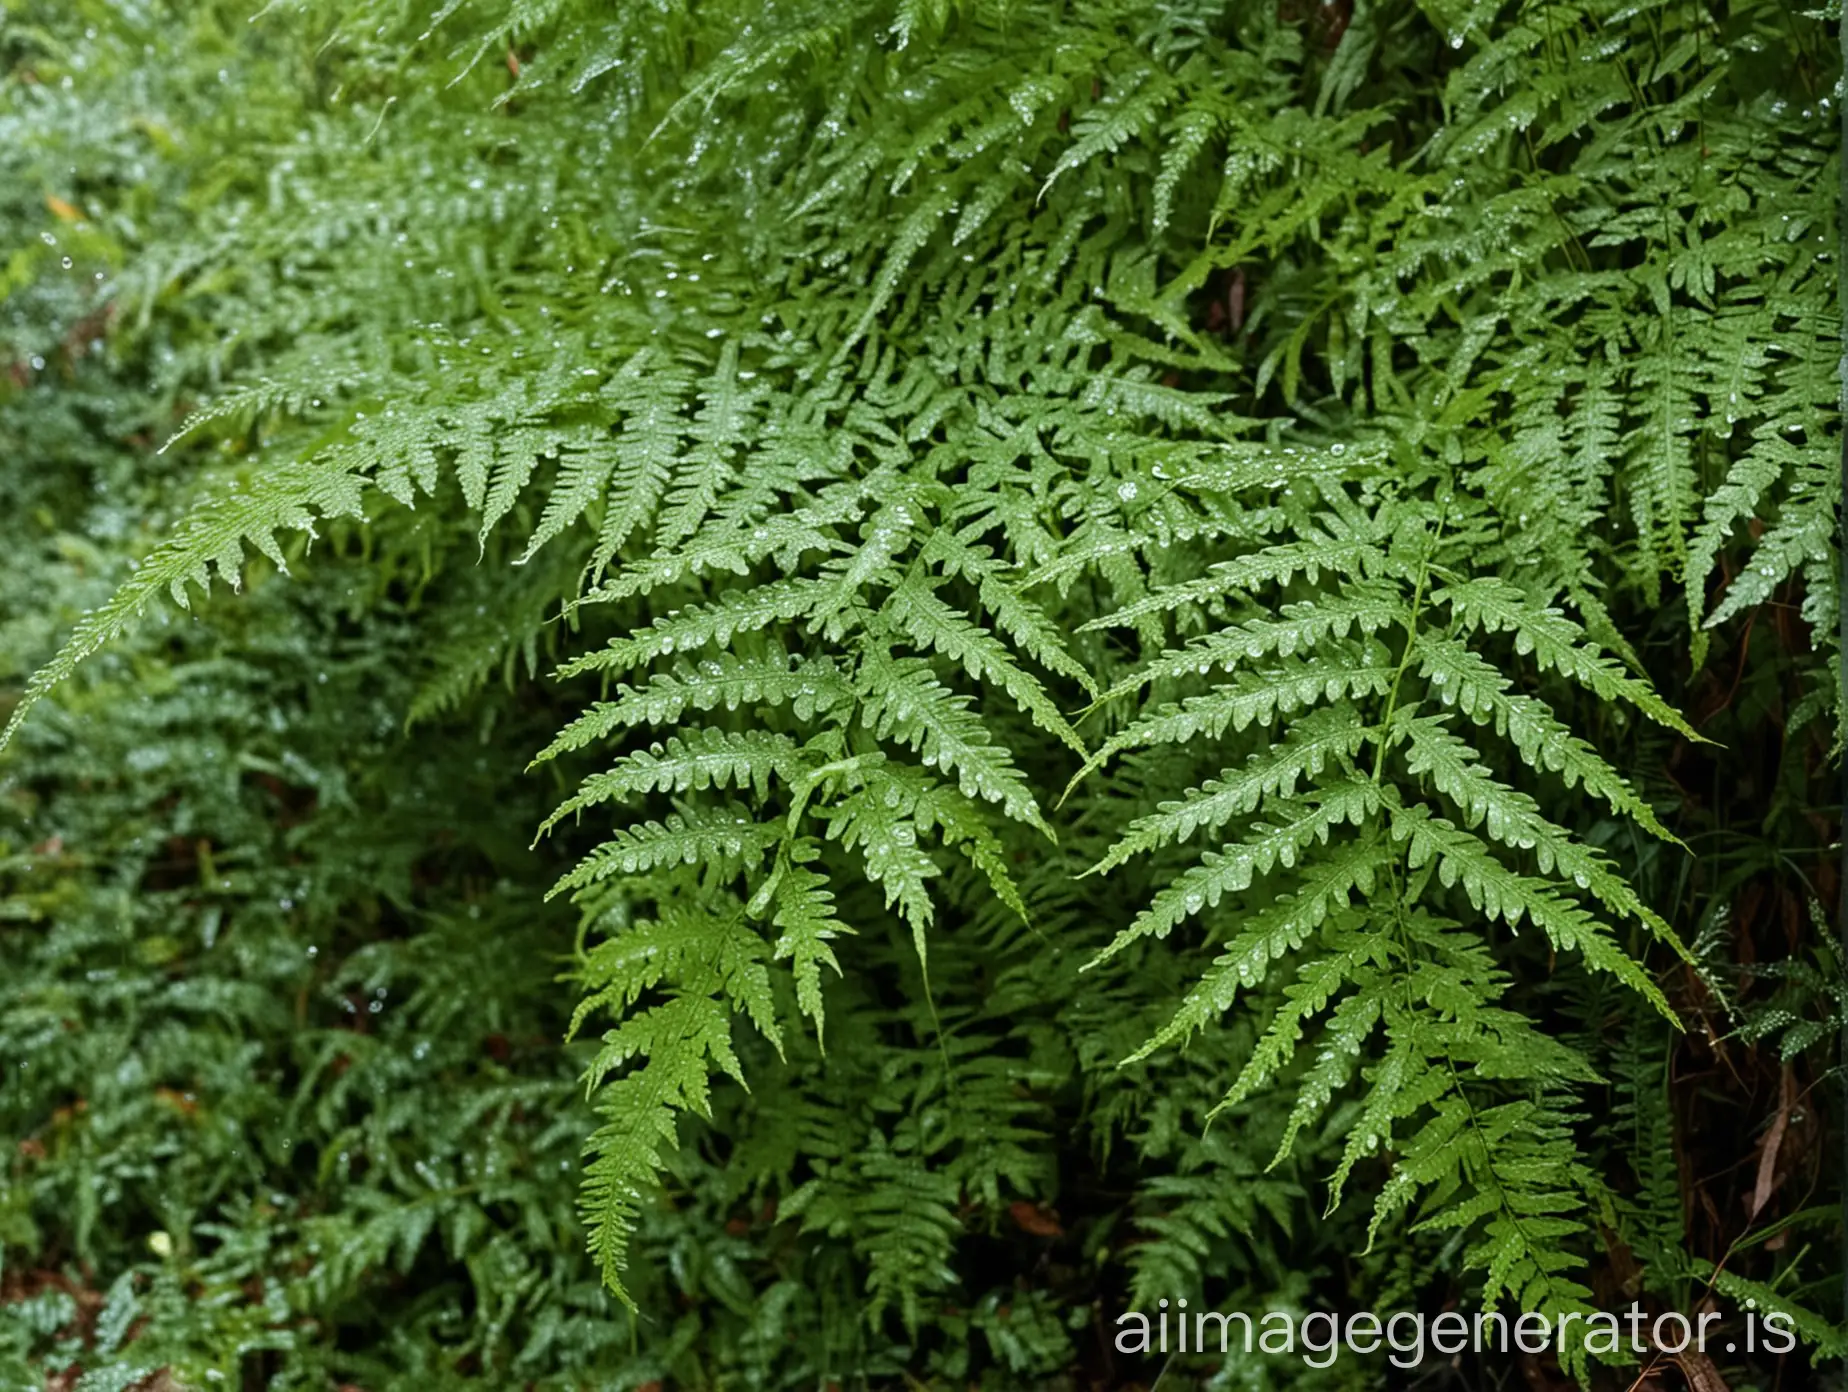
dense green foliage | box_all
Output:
[1,0,1843,1387]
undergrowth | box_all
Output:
[0,1,1842,1388]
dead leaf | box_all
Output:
[153,1087,198,1117]
[1671,1350,1730,1392]
[1008,1200,1062,1238]
[1748,1065,1795,1221]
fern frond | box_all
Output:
[538,728,806,834]
[578,993,747,1304]
[0,460,370,751]
[546,807,783,895]
[532,652,850,763]
[768,852,852,1041]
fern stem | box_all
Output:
[1369,503,1446,785]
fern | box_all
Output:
[2,0,1840,1380]
[1071,473,1686,1341]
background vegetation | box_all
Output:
[0,1,1842,1388]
